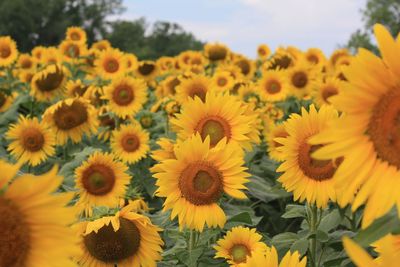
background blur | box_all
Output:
[0,0,397,59]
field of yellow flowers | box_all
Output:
[1,24,400,267]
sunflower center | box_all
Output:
[268,55,292,70]
[266,80,281,94]
[83,218,140,263]
[321,86,338,103]
[292,72,308,88]
[100,115,116,130]
[22,128,45,152]
[104,58,119,73]
[167,78,180,94]
[368,89,400,168]
[0,197,30,267]
[66,44,80,58]
[298,142,339,181]
[0,92,6,108]
[21,59,32,69]
[217,77,227,87]
[53,101,89,130]
[35,67,64,92]
[138,63,155,75]
[195,116,231,146]
[71,32,81,41]
[112,85,134,106]
[208,47,227,61]
[236,59,251,76]
[258,48,266,56]
[0,45,11,58]
[188,84,207,101]
[307,54,319,64]
[230,244,250,263]
[121,134,140,152]
[179,161,223,205]
[82,164,116,196]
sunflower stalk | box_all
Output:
[308,204,319,267]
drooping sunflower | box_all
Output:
[257,44,271,61]
[276,105,340,208]
[175,74,212,103]
[153,134,250,231]
[214,226,267,266]
[42,97,98,145]
[244,246,307,267]
[309,24,400,227]
[66,26,87,44]
[134,60,159,82]
[0,36,18,67]
[103,76,148,119]
[110,123,150,164]
[95,48,126,79]
[74,152,131,215]
[264,52,294,71]
[30,63,68,101]
[258,70,289,102]
[212,70,235,92]
[6,116,55,166]
[312,77,345,107]
[65,79,90,98]
[156,75,180,98]
[171,91,255,150]
[204,43,230,62]
[0,163,79,267]
[287,60,319,99]
[265,122,288,162]
[75,204,163,267]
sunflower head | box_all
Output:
[17,54,36,71]
[91,39,112,52]
[30,64,68,101]
[258,70,289,102]
[135,60,158,81]
[0,36,18,67]
[204,43,230,62]
[257,44,271,60]
[59,40,87,62]
[95,48,126,79]
[175,74,211,103]
[66,26,87,44]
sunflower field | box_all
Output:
[0,24,400,267]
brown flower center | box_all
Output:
[230,244,250,263]
[0,197,30,267]
[188,83,207,102]
[0,45,11,58]
[321,86,338,103]
[70,32,81,41]
[104,58,119,73]
[82,163,116,196]
[53,100,88,130]
[83,218,140,263]
[265,80,281,94]
[298,142,341,181]
[217,77,227,87]
[179,161,223,205]
[235,59,251,76]
[258,48,266,56]
[22,128,45,152]
[208,46,227,61]
[100,115,116,130]
[65,43,80,58]
[138,63,155,76]
[195,115,231,146]
[268,55,292,70]
[167,78,180,94]
[0,92,6,108]
[35,66,65,92]
[121,134,140,152]
[368,89,400,168]
[292,72,308,88]
[21,59,32,69]
[112,84,134,106]
[307,54,319,64]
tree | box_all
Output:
[0,0,124,52]
[107,19,204,60]
[347,0,400,54]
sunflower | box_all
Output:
[212,70,235,92]
[16,53,36,71]
[309,24,400,227]
[75,204,163,267]
[171,91,255,150]
[75,152,131,215]
[66,26,87,44]
[157,56,176,73]
[0,163,79,266]
[304,48,327,67]
[95,48,126,79]
[343,234,400,267]
[42,97,98,145]
[111,123,150,164]
[175,74,211,103]
[124,53,138,73]
[287,60,319,99]
[0,91,16,112]
[329,48,350,69]
[244,246,307,267]
[156,75,180,98]
[41,46,63,65]
[30,63,68,101]
[91,39,112,51]
[135,60,159,82]
[153,134,249,231]
[204,43,230,62]
[59,40,87,62]
[103,76,147,119]
[234,56,256,79]
[151,137,176,162]
[65,79,90,98]
[237,82,260,104]
[32,46,46,61]
[312,77,345,107]
[97,106,116,141]
[265,52,294,71]
[258,70,289,102]
[265,122,288,162]
[6,116,55,166]
[276,105,340,208]
[257,44,271,60]
[0,36,18,67]
[214,226,267,266]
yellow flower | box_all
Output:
[6,116,55,166]
[66,26,87,44]
[214,226,267,266]
[0,36,18,67]
[304,48,327,67]
[0,165,79,266]
[212,70,235,92]
[244,246,307,267]
[75,205,163,267]
[258,70,289,102]
[91,39,112,51]
[135,60,159,82]
[265,122,288,162]
[153,134,249,231]
[95,48,126,79]
[156,75,180,98]
[0,91,16,112]
[287,60,319,99]
[257,44,271,60]
[16,53,36,71]
[30,64,69,101]
[65,79,90,98]
[59,40,87,62]
[175,74,211,103]
[74,152,131,215]
[234,56,256,79]
[312,77,345,107]
[204,43,230,62]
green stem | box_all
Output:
[308,204,318,267]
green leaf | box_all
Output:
[271,232,299,252]
[319,209,342,232]
[290,238,308,256]
[247,175,291,202]
[282,204,306,219]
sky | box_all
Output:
[117,0,366,58]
